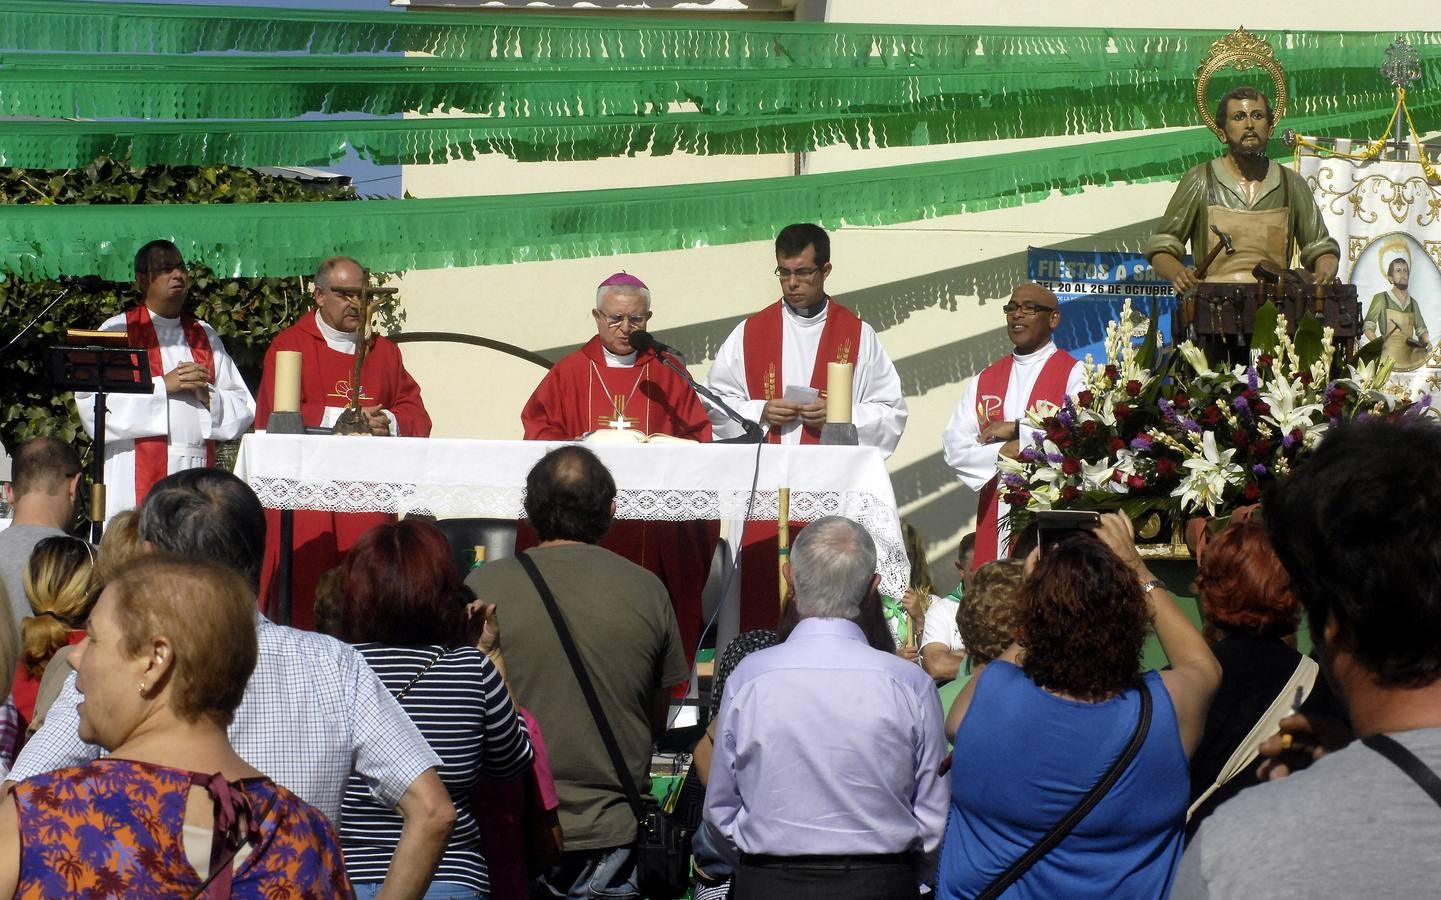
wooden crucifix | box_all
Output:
[331,267,400,436]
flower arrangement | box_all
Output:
[998,300,1432,541]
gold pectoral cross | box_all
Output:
[600,393,634,430]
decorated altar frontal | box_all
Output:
[232,434,910,597]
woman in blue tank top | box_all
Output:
[937,514,1221,899]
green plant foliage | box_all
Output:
[0,157,392,459]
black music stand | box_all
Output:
[48,334,154,543]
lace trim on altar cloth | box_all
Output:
[247,478,910,595]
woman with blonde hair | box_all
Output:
[14,535,95,727]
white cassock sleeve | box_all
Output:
[199,324,257,441]
[75,314,168,442]
[853,322,907,458]
[703,321,770,440]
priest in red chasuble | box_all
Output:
[520,273,717,666]
[942,282,1084,568]
[254,256,431,629]
[704,224,908,631]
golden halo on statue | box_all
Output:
[1195,26,1288,139]
[1378,235,1413,280]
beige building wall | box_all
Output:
[395,0,1403,588]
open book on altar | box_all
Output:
[582,429,698,445]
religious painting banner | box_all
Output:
[1299,151,1441,391]
[1027,247,1182,365]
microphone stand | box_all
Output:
[648,346,765,444]
[0,284,72,358]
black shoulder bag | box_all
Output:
[974,684,1153,900]
[516,552,691,900]
[1363,733,1441,809]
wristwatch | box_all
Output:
[1140,578,1166,595]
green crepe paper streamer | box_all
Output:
[2,1,1439,72]
[0,74,1424,169]
[0,53,1431,137]
[0,102,1404,283]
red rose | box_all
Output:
[1252,438,1272,457]
[1108,436,1127,453]
[1126,474,1146,490]
[1331,386,1350,399]
[1114,403,1133,420]
[1253,401,1271,417]
[1243,481,1260,500]
[1104,364,1119,380]
[1298,371,1313,386]
[1111,469,1125,483]
[1155,457,1177,477]
[1077,390,1095,407]
[1173,391,1191,408]
[1062,457,1081,475]
[1323,403,1342,418]
[1061,485,1080,501]
[1232,430,1251,448]
[1125,379,1143,397]
[1200,405,1222,426]
[1081,420,1099,435]
[1258,353,1274,367]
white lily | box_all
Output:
[1171,431,1245,514]
[1080,457,1117,492]
[1260,375,1325,439]
[1177,341,1212,376]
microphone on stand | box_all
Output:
[0,275,107,358]
[629,330,765,444]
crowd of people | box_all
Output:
[0,89,1437,893]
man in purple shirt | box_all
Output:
[702,515,949,898]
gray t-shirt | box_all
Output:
[465,543,687,852]
[1173,726,1441,898]
[0,525,66,628]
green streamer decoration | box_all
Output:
[2,0,1439,73]
[0,104,1413,282]
[0,51,1433,129]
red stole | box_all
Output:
[583,342,655,434]
[124,304,215,506]
[741,299,863,444]
[973,349,1077,568]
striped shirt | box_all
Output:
[341,643,532,892]
[9,617,439,822]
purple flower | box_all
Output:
[1252,463,1267,476]
[1019,447,1040,463]
[1046,452,1065,464]
[1232,395,1250,413]
[1003,474,1026,489]
[1181,417,1202,433]
[1247,366,1259,391]
[1057,407,1077,428]
[1158,398,1178,423]
[1282,432,1297,448]
[1130,433,1153,451]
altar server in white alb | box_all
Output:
[76,240,255,519]
[942,283,1084,569]
[704,222,907,631]
[704,223,907,453]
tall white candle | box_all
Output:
[273,350,301,413]
[826,362,854,424]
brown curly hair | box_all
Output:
[957,559,1026,665]
[1196,520,1301,640]
[1018,533,1149,701]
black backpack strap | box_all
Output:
[975,683,1153,900]
[516,550,646,823]
[1363,733,1441,810]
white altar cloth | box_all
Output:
[232,434,909,596]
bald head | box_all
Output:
[524,446,616,544]
[1004,282,1061,355]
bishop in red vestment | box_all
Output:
[254,256,431,629]
[520,273,717,667]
